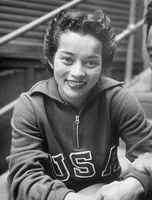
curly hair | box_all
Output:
[43,9,116,75]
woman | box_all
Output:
[7,9,152,200]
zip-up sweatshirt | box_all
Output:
[7,76,152,200]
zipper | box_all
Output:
[75,115,80,148]
[64,102,87,148]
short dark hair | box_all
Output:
[43,9,116,75]
[145,1,152,40]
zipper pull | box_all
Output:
[75,115,80,124]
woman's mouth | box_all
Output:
[67,80,86,88]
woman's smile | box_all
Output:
[67,80,87,89]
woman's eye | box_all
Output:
[62,57,74,64]
[85,60,98,68]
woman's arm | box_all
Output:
[7,93,72,200]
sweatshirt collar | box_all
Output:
[29,77,63,102]
[29,76,124,102]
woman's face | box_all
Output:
[53,31,103,108]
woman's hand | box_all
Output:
[65,191,100,200]
[65,183,104,200]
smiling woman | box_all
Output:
[7,8,152,200]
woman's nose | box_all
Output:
[70,62,85,77]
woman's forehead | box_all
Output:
[58,31,103,54]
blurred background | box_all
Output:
[0,0,152,175]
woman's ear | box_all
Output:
[48,61,54,69]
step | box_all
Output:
[133,92,152,119]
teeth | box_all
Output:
[68,80,85,86]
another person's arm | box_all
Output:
[112,88,152,196]
[132,153,152,177]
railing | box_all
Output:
[0,0,87,46]
[125,0,136,84]
[0,0,145,116]
[116,20,144,42]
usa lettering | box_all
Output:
[51,146,120,181]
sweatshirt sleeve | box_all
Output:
[116,89,152,160]
[6,93,73,200]
[113,88,152,196]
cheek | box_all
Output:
[53,59,63,74]
[94,66,102,77]
[89,67,101,83]
[53,63,68,81]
